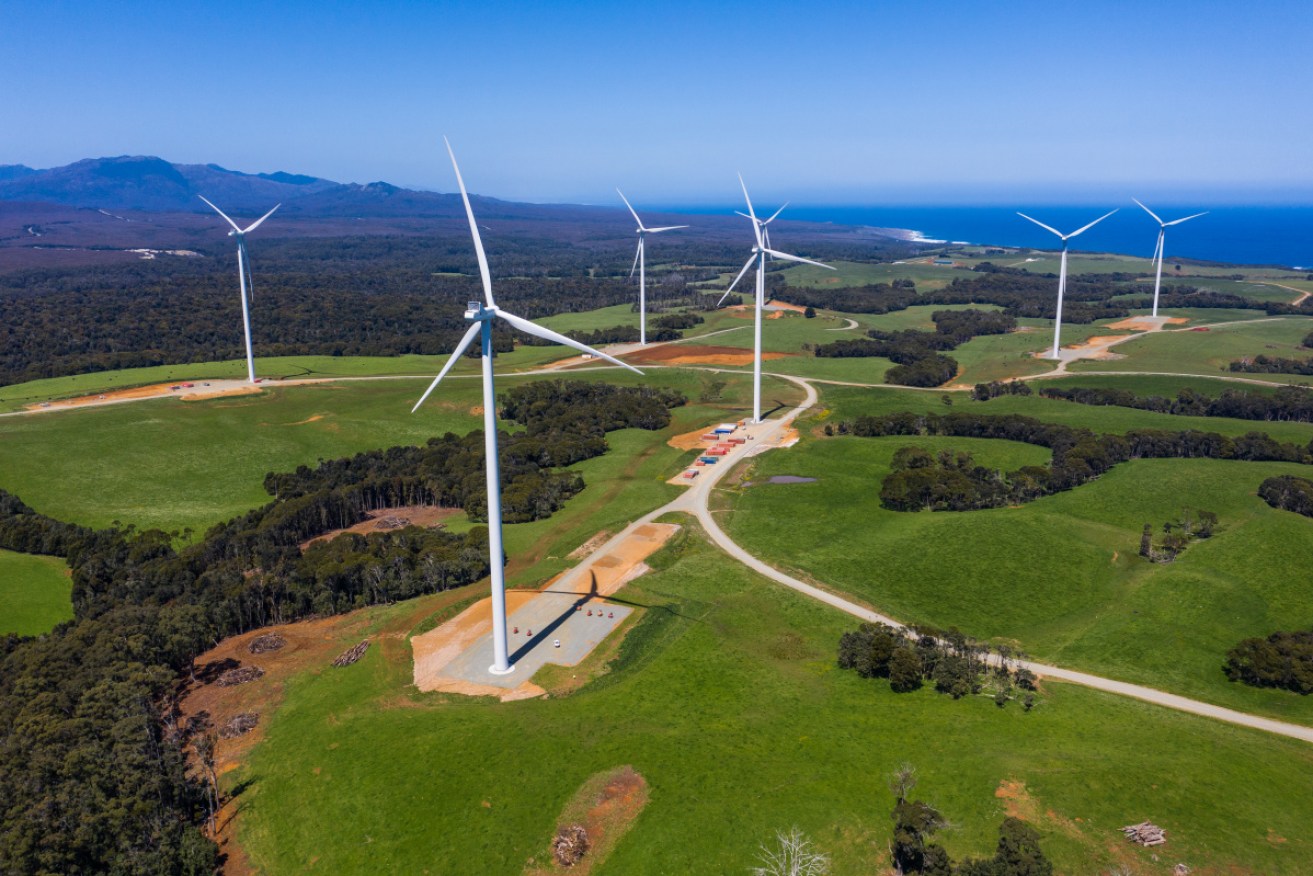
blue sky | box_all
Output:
[2,1,1310,205]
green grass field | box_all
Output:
[0,548,72,635]
[720,418,1313,726]
[1067,317,1313,379]
[232,528,1313,875]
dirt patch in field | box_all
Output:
[277,414,324,426]
[25,381,187,410]
[526,766,649,875]
[568,530,612,560]
[667,426,717,450]
[1107,316,1188,331]
[181,386,263,402]
[1063,335,1135,358]
[768,299,808,313]
[300,506,461,551]
[727,303,793,320]
[626,344,791,367]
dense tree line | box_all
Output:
[1258,474,1313,516]
[1229,355,1313,376]
[814,309,1017,388]
[1042,384,1313,422]
[0,379,680,874]
[834,410,1313,511]
[1225,628,1313,694]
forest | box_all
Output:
[0,380,682,875]
[1225,627,1313,695]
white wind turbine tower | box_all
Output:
[1134,198,1208,318]
[718,175,834,423]
[617,190,686,345]
[413,139,643,676]
[199,196,280,383]
[1017,209,1118,359]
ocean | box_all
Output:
[678,205,1313,270]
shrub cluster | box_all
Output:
[1229,355,1313,375]
[1258,474,1313,516]
[972,380,1033,401]
[838,622,1037,704]
[1225,629,1313,694]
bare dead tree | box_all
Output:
[750,827,830,876]
[889,763,918,801]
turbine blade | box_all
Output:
[444,137,495,307]
[719,254,758,304]
[1132,198,1163,225]
[1152,229,1164,262]
[198,195,241,233]
[738,173,757,222]
[411,322,482,412]
[498,310,643,374]
[764,248,834,270]
[1067,209,1118,239]
[764,202,788,224]
[1165,211,1209,226]
[645,225,687,233]
[243,203,280,234]
[629,240,641,279]
[616,188,644,228]
[1017,212,1064,239]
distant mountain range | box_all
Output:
[0,155,519,217]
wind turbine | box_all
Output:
[1133,199,1208,318]
[718,175,833,423]
[199,196,280,383]
[1017,209,1118,359]
[413,139,643,676]
[617,190,686,345]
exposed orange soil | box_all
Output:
[1064,335,1134,357]
[526,766,649,875]
[627,344,791,367]
[667,425,717,451]
[300,505,461,550]
[768,299,808,313]
[551,522,678,598]
[25,381,185,410]
[568,529,613,560]
[1107,316,1189,331]
[727,303,791,320]
[181,386,263,402]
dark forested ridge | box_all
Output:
[0,380,682,875]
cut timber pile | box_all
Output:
[219,713,259,739]
[214,666,264,687]
[247,633,285,654]
[1122,821,1167,846]
[374,515,410,530]
[332,640,370,667]
[552,824,589,867]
